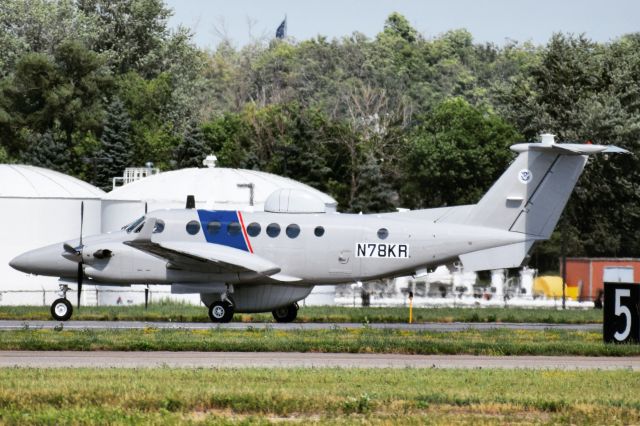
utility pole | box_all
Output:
[561,215,567,310]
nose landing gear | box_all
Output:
[51,284,73,321]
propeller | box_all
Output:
[77,201,84,309]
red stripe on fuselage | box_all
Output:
[237,211,254,253]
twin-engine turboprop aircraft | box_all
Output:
[10,135,628,322]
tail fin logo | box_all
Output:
[518,169,532,184]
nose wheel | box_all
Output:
[51,298,73,321]
[272,303,298,323]
[208,301,235,323]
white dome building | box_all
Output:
[0,165,104,305]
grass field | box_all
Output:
[0,327,635,356]
[0,368,638,424]
[0,303,603,324]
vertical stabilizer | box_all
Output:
[463,138,626,238]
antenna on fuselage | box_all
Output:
[186,195,195,209]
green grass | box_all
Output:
[0,368,638,424]
[0,303,603,324]
[0,327,635,356]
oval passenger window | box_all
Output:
[314,226,325,237]
[266,223,280,238]
[186,220,201,235]
[286,224,300,238]
[247,222,261,237]
[377,228,389,240]
[227,222,241,236]
[153,220,165,234]
[207,221,221,235]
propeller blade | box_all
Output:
[145,286,149,310]
[77,262,83,309]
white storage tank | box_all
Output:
[0,165,104,305]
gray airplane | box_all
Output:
[9,135,628,322]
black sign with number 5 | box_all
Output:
[604,283,640,343]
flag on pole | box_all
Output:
[276,16,287,39]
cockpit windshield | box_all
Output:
[122,216,145,233]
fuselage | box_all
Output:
[11,208,525,286]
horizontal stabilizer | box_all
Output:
[459,240,535,272]
[511,142,630,155]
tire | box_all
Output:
[208,301,234,323]
[272,304,298,323]
[51,298,73,321]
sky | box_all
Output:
[165,0,640,49]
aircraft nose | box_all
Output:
[9,243,78,277]
[9,252,31,273]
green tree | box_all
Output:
[94,97,133,190]
[22,129,71,173]
[175,121,208,168]
[401,97,521,208]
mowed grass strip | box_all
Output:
[0,303,603,324]
[0,328,636,356]
[0,368,638,425]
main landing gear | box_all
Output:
[208,300,235,323]
[51,284,72,321]
[272,303,299,323]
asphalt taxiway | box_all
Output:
[0,351,636,369]
[0,320,601,332]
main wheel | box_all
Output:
[272,304,298,323]
[51,298,73,321]
[208,301,234,323]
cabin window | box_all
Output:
[314,226,325,237]
[377,228,389,240]
[227,222,241,236]
[124,216,145,233]
[207,221,221,235]
[286,224,300,238]
[266,223,280,238]
[186,220,201,235]
[247,222,261,237]
[153,220,165,234]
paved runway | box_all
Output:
[0,351,636,369]
[0,320,601,332]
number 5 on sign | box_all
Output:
[604,283,639,344]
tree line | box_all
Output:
[1,1,639,271]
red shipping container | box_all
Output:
[563,258,640,301]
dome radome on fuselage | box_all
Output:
[264,188,327,213]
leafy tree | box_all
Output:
[401,97,521,208]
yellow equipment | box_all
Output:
[534,276,579,300]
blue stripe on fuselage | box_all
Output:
[197,210,249,252]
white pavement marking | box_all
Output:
[0,351,637,370]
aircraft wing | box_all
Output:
[124,218,281,276]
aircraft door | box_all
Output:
[326,224,361,280]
